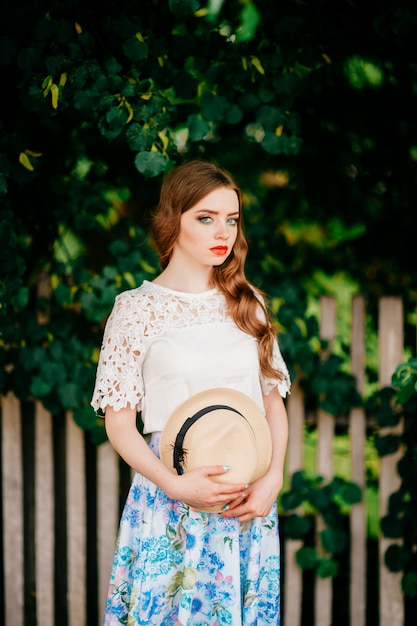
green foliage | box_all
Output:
[0,0,416,468]
[1,215,159,444]
[0,0,332,432]
[281,470,362,579]
[373,359,417,595]
[310,353,363,416]
[1,0,308,197]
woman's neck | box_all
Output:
[153,263,214,294]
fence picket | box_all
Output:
[1,393,24,626]
[97,443,119,623]
[1,294,415,625]
[35,401,54,626]
[378,297,404,626]
[349,295,367,626]
[284,381,305,626]
[314,296,336,626]
[66,412,87,626]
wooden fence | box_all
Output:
[0,295,414,625]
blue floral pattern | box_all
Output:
[103,434,281,625]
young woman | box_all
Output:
[91,159,291,625]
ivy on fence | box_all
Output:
[372,358,417,597]
[280,470,362,578]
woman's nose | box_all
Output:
[215,221,230,239]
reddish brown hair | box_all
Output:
[151,160,283,382]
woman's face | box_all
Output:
[173,187,240,270]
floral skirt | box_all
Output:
[103,433,281,625]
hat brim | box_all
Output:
[160,388,272,512]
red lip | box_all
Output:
[210,246,228,256]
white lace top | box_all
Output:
[91,280,291,434]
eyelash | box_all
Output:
[198,216,238,225]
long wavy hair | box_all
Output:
[151,159,283,382]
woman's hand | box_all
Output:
[220,472,283,522]
[221,387,288,522]
[167,465,249,511]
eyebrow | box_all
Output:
[194,209,240,217]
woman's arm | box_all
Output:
[104,405,248,511]
[221,386,289,522]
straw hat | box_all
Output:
[159,388,272,512]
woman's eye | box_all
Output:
[198,215,238,225]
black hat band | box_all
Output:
[173,404,248,475]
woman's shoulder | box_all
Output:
[109,280,160,320]
[114,280,155,303]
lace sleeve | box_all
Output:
[90,293,145,413]
[261,338,291,398]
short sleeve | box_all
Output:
[90,293,145,413]
[253,288,291,398]
[261,338,291,398]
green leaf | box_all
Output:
[256,105,285,131]
[122,37,148,62]
[291,470,311,491]
[57,382,80,410]
[339,482,362,505]
[283,134,303,156]
[187,114,210,141]
[201,93,229,122]
[376,404,399,428]
[169,0,200,18]
[239,93,260,112]
[30,375,53,398]
[106,106,127,130]
[54,283,71,305]
[41,360,66,385]
[309,487,332,511]
[381,514,404,539]
[99,109,126,140]
[12,286,29,310]
[296,546,317,570]
[20,346,45,371]
[104,56,123,75]
[225,104,243,124]
[73,406,99,429]
[134,151,167,177]
[396,384,417,405]
[126,124,157,151]
[317,557,339,579]
[321,527,346,554]
[73,88,101,111]
[374,434,401,457]
[392,359,417,390]
[384,544,409,572]
[261,132,284,155]
[103,265,119,280]
[402,572,417,597]
[50,341,65,362]
[73,407,107,445]
[281,490,304,511]
[235,2,261,42]
[283,513,311,539]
